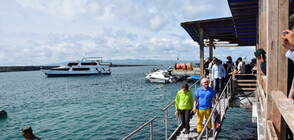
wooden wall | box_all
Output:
[259,0,289,139]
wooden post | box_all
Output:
[232,72,235,96]
[265,0,286,139]
[259,0,268,138]
[199,24,205,78]
[276,0,289,139]
[209,39,214,60]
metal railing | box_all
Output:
[122,116,157,140]
[162,79,201,140]
[197,77,232,140]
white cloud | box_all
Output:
[0,0,247,66]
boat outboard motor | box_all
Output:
[0,110,7,118]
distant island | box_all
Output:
[0,64,161,72]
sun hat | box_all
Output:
[254,48,265,57]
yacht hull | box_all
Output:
[42,70,111,77]
[41,57,111,77]
[146,78,168,83]
[46,73,111,77]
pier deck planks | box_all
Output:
[173,98,229,140]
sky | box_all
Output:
[0,0,256,65]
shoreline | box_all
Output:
[0,64,161,72]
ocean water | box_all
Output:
[0,66,256,140]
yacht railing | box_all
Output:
[162,79,201,140]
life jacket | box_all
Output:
[214,110,221,129]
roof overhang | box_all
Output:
[181,0,258,47]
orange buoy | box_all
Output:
[174,62,193,70]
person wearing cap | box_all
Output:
[254,48,267,75]
[212,59,226,94]
[226,56,234,65]
[21,126,41,140]
[281,14,294,103]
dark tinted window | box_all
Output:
[51,68,70,71]
[81,62,97,65]
[68,63,79,66]
[72,68,90,71]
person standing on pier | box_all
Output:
[212,59,226,95]
[193,78,216,134]
[254,48,267,75]
[175,83,194,134]
[226,56,234,66]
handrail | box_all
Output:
[189,79,201,90]
[162,79,201,140]
[122,116,157,140]
[162,101,175,111]
[271,91,294,133]
[197,77,232,140]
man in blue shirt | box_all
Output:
[193,78,216,134]
[212,59,226,94]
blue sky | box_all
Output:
[0,0,255,65]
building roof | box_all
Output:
[181,0,258,47]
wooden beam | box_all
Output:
[231,5,258,10]
[235,87,256,91]
[276,0,289,139]
[209,39,213,59]
[237,83,257,86]
[267,120,279,140]
[198,24,205,78]
[264,0,277,139]
[230,1,257,6]
[236,79,256,82]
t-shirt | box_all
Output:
[286,50,294,62]
[237,61,246,74]
[195,87,216,110]
[260,62,266,75]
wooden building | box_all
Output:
[180,0,294,139]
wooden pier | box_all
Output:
[172,98,229,140]
[123,0,294,139]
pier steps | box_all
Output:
[235,78,256,92]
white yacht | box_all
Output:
[145,69,176,83]
[42,57,111,77]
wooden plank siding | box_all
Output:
[276,0,289,139]
[266,0,279,139]
[259,0,289,139]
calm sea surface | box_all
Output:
[0,66,256,140]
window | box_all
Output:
[68,63,79,67]
[81,62,97,65]
[51,68,70,71]
[72,68,90,71]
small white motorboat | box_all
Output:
[145,69,176,83]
